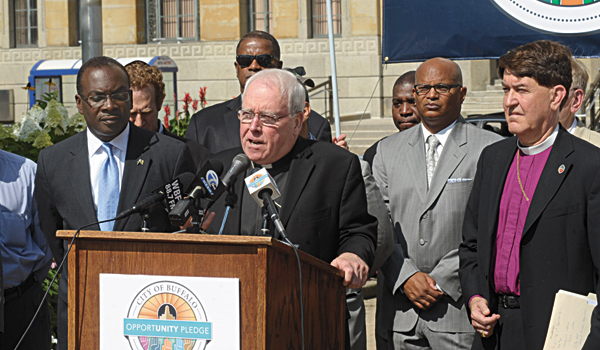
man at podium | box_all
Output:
[205,68,377,292]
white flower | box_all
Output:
[25,105,47,124]
[15,116,42,142]
[68,112,87,132]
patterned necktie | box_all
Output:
[426,135,440,188]
[98,143,119,231]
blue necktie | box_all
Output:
[98,143,119,231]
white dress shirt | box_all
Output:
[568,118,578,135]
[87,124,130,212]
[421,119,457,157]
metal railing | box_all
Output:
[308,76,334,123]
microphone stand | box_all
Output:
[186,199,205,233]
[218,178,238,235]
[140,209,151,232]
[260,206,270,236]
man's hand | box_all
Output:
[469,296,500,338]
[403,272,443,309]
[332,134,349,150]
[330,252,369,288]
[180,210,216,231]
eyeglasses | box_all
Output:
[414,84,462,95]
[80,91,131,108]
[236,54,277,68]
[237,108,292,125]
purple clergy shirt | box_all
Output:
[494,146,552,295]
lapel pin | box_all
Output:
[558,164,565,174]
[137,159,144,166]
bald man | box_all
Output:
[373,58,502,349]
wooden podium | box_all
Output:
[57,230,346,350]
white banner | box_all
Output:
[99,274,240,350]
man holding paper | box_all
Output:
[459,40,600,349]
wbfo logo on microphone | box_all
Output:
[99,274,240,350]
[123,281,211,350]
[491,0,600,34]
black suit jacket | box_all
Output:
[459,127,600,350]
[163,128,211,170]
[36,124,195,263]
[186,96,333,154]
[206,137,377,266]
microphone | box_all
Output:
[222,153,251,189]
[114,172,197,220]
[244,169,286,237]
[244,168,281,205]
[169,160,225,227]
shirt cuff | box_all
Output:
[468,294,483,306]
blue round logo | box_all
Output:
[206,170,219,190]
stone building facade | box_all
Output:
[0,0,598,125]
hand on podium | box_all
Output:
[181,210,216,231]
[331,252,369,289]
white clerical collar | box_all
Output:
[567,118,578,135]
[421,119,457,147]
[87,123,130,156]
[518,126,558,155]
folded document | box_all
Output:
[543,290,597,350]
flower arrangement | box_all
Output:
[0,92,86,161]
[164,87,208,137]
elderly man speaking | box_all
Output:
[205,68,376,292]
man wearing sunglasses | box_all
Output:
[35,56,195,350]
[373,58,501,350]
[185,30,332,154]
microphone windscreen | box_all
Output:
[244,168,281,206]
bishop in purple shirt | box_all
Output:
[459,40,600,350]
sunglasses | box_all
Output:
[236,54,277,68]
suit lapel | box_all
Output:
[114,125,153,231]
[522,128,573,237]
[423,120,467,211]
[406,127,428,204]
[280,139,315,227]
[67,132,100,229]
[224,96,242,148]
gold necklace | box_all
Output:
[516,151,529,202]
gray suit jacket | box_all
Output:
[373,118,502,336]
[573,118,600,148]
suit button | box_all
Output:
[419,239,425,245]
[422,213,428,219]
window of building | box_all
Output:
[249,0,272,33]
[311,0,341,37]
[14,0,38,47]
[147,0,198,42]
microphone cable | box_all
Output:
[12,218,114,350]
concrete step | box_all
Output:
[336,117,398,156]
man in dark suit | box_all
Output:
[125,60,211,168]
[206,67,376,288]
[185,30,332,154]
[459,40,600,350]
[35,56,195,350]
